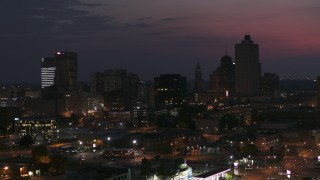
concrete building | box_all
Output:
[235,34,261,97]
[154,74,187,108]
[103,69,128,93]
[317,76,320,107]
[90,72,104,94]
[209,54,235,99]
[54,51,78,90]
[194,62,204,93]
[193,168,230,180]
[0,107,21,135]
[41,51,78,90]
[260,73,279,98]
[41,57,56,88]
[14,117,57,142]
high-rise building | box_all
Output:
[137,81,154,107]
[235,34,261,97]
[90,72,104,94]
[41,51,78,90]
[209,54,235,99]
[41,57,56,88]
[260,73,279,98]
[154,74,187,108]
[194,62,204,93]
[317,76,320,107]
[0,107,21,135]
[54,51,78,90]
[103,69,127,92]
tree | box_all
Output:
[19,134,34,147]
[241,144,258,156]
[70,113,80,126]
[140,157,152,177]
[32,145,50,163]
[173,158,184,170]
[49,154,67,175]
[223,173,233,180]
[275,150,285,162]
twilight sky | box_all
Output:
[1,0,320,83]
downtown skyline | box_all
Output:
[1,0,320,83]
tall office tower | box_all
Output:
[209,54,235,99]
[41,57,56,88]
[137,81,154,106]
[154,74,187,108]
[103,69,127,92]
[54,51,78,90]
[127,72,140,99]
[235,34,261,97]
[194,62,204,93]
[260,73,279,98]
[317,76,320,107]
[90,72,104,94]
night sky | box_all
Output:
[1,0,320,83]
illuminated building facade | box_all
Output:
[193,168,230,180]
[41,51,77,90]
[41,57,56,88]
[14,117,57,142]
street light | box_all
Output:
[107,137,111,149]
[265,155,276,169]
[78,140,83,153]
[133,140,137,149]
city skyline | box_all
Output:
[1,0,320,83]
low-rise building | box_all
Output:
[14,117,57,142]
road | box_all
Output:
[0,149,31,158]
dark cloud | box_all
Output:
[137,16,153,21]
[161,17,175,22]
[124,22,152,29]
[0,0,114,37]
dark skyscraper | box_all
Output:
[54,52,78,90]
[103,69,127,93]
[154,74,187,108]
[235,34,261,97]
[317,76,320,107]
[260,73,279,98]
[90,72,104,94]
[194,62,204,93]
[209,54,235,99]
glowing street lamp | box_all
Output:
[133,140,137,149]
[107,137,111,149]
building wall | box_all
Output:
[54,52,78,90]
[235,35,261,97]
[14,118,57,142]
[154,74,187,108]
[41,57,56,88]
